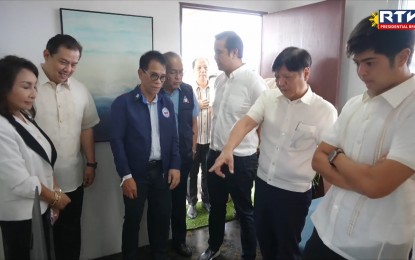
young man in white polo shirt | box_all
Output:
[209,47,337,259]
[303,16,415,259]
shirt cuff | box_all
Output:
[120,174,132,187]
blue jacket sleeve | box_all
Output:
[168,100,181,171]
[109,95,130,178]
[192,91,200,117]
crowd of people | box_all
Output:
[1,14,415,260]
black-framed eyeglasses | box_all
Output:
[143,70,167,82]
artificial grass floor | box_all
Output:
[186,200,235,230]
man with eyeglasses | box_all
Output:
[35,34,100,260]
[160,52,199,258]
[110,50,181,260]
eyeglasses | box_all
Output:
[167,70,184,77]
[143,70,167,82]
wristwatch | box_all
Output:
[86,162,98,169]
[328,148,343,166]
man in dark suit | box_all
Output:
[161,52,199,258]
[110,50,181,260]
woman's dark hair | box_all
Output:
[0,55,38,117]
[347,15,415,65]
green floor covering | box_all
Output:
[186,200,235,230]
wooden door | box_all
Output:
[261,0,345,107]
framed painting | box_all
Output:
[60,8,153,142]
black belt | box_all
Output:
[147,160,162,169]
[209,149,222,156]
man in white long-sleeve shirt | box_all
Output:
[303,16,415,260]
[210,47,337,260]
[198,31,267,260]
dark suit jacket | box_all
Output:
[160,82,195,162]
[110,86,180,183]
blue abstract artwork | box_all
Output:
[60,8,153,142]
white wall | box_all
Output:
[0,0,398,259]
[339,0,399,107]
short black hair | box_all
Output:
[347,15,415,65]
[163,52,181,70]
[215,31,244,58]
[272,47,312,72]
[46,34,83,57]
[0,55,38,117]
[139,50,166,70]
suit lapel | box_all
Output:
[30,118,57,167]
[6,114,56,167]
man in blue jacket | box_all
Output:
[161,52,199,258]
[110,50,181,260]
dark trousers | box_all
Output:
[207,149,257,260]
[255,177,311,260]
[122,162,171,260]
[54,185,84,260]
[303,229,347,260]
[171,160,192,246]
[0,210,52,260]
[187,143,210,206]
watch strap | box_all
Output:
[329,148,343,166]
[86,162,98,169]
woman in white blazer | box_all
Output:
[0,55,71,260]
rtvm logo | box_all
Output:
[373,10,415,30]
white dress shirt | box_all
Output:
[35,65,100,192]
[247,87,337,192]
[210,64,267,156]
[312,76,415,260]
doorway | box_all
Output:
[180,3,263,83]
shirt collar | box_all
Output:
[195,81,210,90]
[38,63,71,89]
[162,85,181,96]
[362,75,415,108]
[278,85,313,105]
[148,95,158,104]
[228,64,247,79]
[298,85,313,105]
[136,85,158,104]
